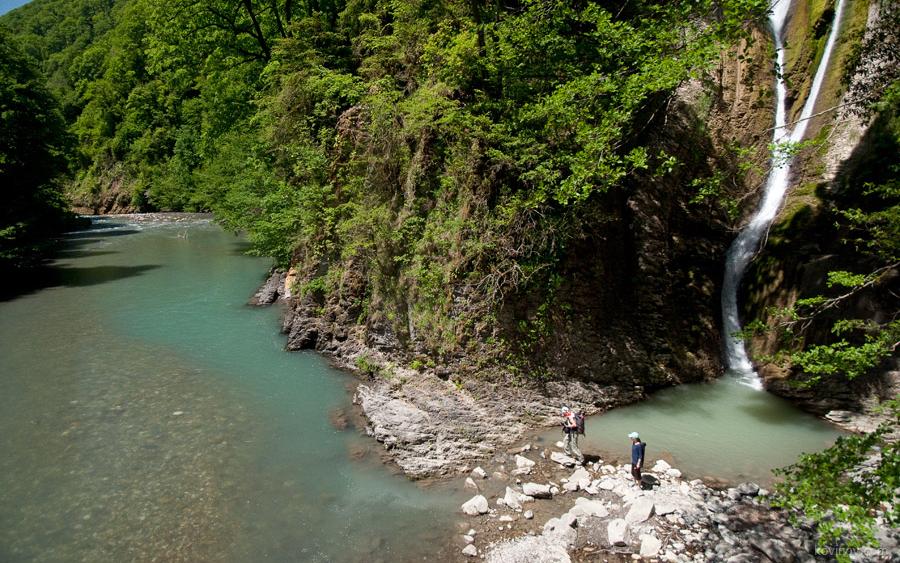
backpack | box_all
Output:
[574,412,585,435]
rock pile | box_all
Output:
[455,449,830,562]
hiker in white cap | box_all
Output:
[629,431,645,487]
[560,406,584,464]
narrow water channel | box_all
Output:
[0,215,464,563]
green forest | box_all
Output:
[1,0,769,270]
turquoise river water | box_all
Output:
[0,215,466,563]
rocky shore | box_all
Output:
[250,271,898,562]
[452,444,898,563]
[251,271,645,478]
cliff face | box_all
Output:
[272,27,777,389]
[743,0,899,417]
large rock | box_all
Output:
[737,482,760,497]
[550,451,578,467]
[655,502,677,516]
[515,454,536,469]
[569,467,591,487]
[462,495,489,515]
[522,483,553,499]
[570,497,608,518]
[749,537,794,563]
[597,478,617,491]
[625,496,654,524]
[504,487,524,510]
[607,518,629,546]
[640,534,662,557]
[652,459,672,473]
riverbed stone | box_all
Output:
[655,502,677,516]
[462,544,478,557]
[571,497,608,518]
[524,510,534,520]
[608,518,629,546]
[516,454,536,469]
[597,478,617,490]
[465,477,479,490]
[523,483,553,499]
[472,467,487,479]
[625,497,654,524]
[640,534,662,557]
[737,482,760,497]
[504,487,524,510]
[550,451,578,467]
[749,537,793,563]
[652,460,671,472]
[462,495,489,515]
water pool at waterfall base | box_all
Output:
[537,375,845,488]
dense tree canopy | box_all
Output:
[0,27,72,270]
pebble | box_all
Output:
[462,544,478,557]
[524,510,534,520]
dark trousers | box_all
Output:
[631,464,641,483]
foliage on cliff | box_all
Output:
[1,0,767,353]
[0,28,74,271]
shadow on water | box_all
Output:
[1,264,160,301]
[53,248,120,259]
[1,227,151,301]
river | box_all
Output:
[0,215,464,563]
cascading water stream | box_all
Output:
[721,0,847,389]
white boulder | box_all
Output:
[522,483,553,499]
[461,495,489,515]
[607,518,629,546]
[571,497,608,518]
[652,460,672,473]
[625,496,654,524]
[550,451,578,467]
[640,534,662,557]
[515,454,536,469]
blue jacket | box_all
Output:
[631,441,646,466]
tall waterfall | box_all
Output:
[721,0,847,389]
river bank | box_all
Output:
[253,269,864,483]
[250,269,900,560]
[450,442,899,562]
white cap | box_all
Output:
[628,432,640,439]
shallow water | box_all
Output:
[539,376,845,486]
[0,215,464,563]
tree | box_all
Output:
[0,29,73,271]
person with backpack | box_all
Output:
[629,431,646,487]
[561,406,585,464]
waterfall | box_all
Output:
[721,0,847,389]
